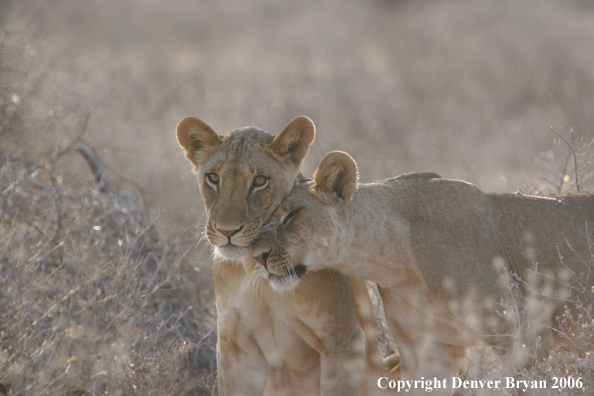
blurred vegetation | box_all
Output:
[1,0,594,394]
[3,0,594,234]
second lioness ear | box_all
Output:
[176,117,223,166]
[313,151,359,207]
[267,116,315,167]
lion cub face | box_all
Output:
[176,116,315,262]
[253,151,358,292]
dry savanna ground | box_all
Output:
[1,0,594,394]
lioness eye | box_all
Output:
[206,173,219,184]
[283,209,300,225]
[253,175,268,187]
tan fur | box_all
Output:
[177,120,396,396]
[254,150,594,393]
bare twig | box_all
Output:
[49,90,111,166]
[550,127,581,192]
[74,140,116,192]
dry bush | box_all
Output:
[0,150,216,396]
[0,158,216,395]
[521,306,594,396]
[521,128,594,196]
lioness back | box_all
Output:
[373,176,594,300]
[489,192,594,292]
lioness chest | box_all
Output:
[213,259,321,373]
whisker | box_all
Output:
[253,218,279,241]
[280,257,299,292]
[255,269,264,297]
[197,232,209,244]
[249,266,264,297]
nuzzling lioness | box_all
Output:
[176,118,394,396]
[253,150,594,389]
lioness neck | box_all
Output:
[333,183,416,289]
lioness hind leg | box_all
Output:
[351,277,400,395]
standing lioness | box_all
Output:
[177,119,392,396]
[253,150,594,392]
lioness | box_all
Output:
[176,118,394,396]
[253,150,594,392]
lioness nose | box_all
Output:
[254,252,269,269]
[218,226,242,239]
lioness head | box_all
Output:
[253,151,358,292]
[177,116,315,261]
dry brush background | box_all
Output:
[1,0,594,394]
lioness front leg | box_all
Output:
[377,286,466,396]
[287,270,366,396]
[217,308,268,396]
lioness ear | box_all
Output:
[313,151,358,207]
[267,116,315,167]
[176,117,223,166]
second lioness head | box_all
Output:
[252,151,358,292]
